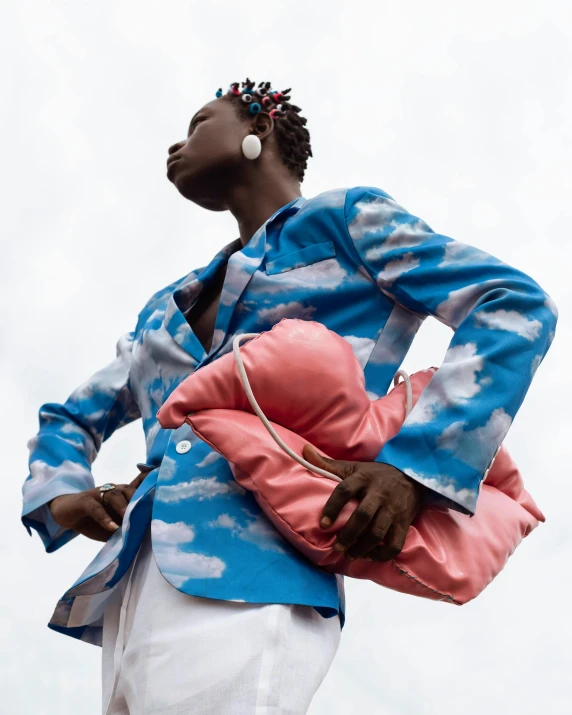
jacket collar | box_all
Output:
[165,196,306,364]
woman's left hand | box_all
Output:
[302,444,428,563]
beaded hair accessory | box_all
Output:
[216,78,292,117]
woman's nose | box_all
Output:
[167,141,184,155]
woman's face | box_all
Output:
[166,98,252,210]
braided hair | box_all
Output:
[218,79,312,182]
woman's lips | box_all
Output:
[166,157,181,177]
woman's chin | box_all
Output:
[175,174,228,211]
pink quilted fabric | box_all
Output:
[157,318,544,604]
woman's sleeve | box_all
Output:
[21,330,142,551]
[342,186,558,515]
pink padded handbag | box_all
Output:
[157,318,544,604]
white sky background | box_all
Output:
[2,1,571,713]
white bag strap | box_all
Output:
[232,333,413,484]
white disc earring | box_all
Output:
[242,134,262,160]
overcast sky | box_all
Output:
[2,1,571,713]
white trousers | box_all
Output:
[102,527,342,714]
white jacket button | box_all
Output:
[176,440,192,454]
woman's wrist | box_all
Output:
[48,493,73,517]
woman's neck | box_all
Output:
[226,170,302,247]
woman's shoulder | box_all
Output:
[299,186,395,218]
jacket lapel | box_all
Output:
[205,197,306,362]
[164,241,239,363]
[164,197,306,365]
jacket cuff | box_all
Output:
[21,487,82,553]
[373,440,486,517]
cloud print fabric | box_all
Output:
[21,186,557,646]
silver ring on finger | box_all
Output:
[99,483,117,503]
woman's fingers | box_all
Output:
[331,491,380,555]
[87,498,120,532]
[75,515,116,542]
[345,507,394,561]
[129,467,154,492]
[101,469,153,522]
[102,487,130,522]
[89,469,154,534]
[365,520,408,563]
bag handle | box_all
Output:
[232,333,413,484]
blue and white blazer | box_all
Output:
[22,186,558,645]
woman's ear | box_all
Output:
[251,111,275,141]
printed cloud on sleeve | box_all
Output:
[347,195,404,241]
[474,309,542,341]
[436,408,513,471]
[23,459,93,504]
[437,241,504,269]
[341,335,377,368]
[377,253,420,285]
[403,343,484,425]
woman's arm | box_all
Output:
[342,186,558,515]
[21,330,141,551]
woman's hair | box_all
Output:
[221,79,312,182]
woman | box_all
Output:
[22,78,557,714]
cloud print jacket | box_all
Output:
[21,186,558,646]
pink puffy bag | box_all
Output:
[157,318,544,605]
